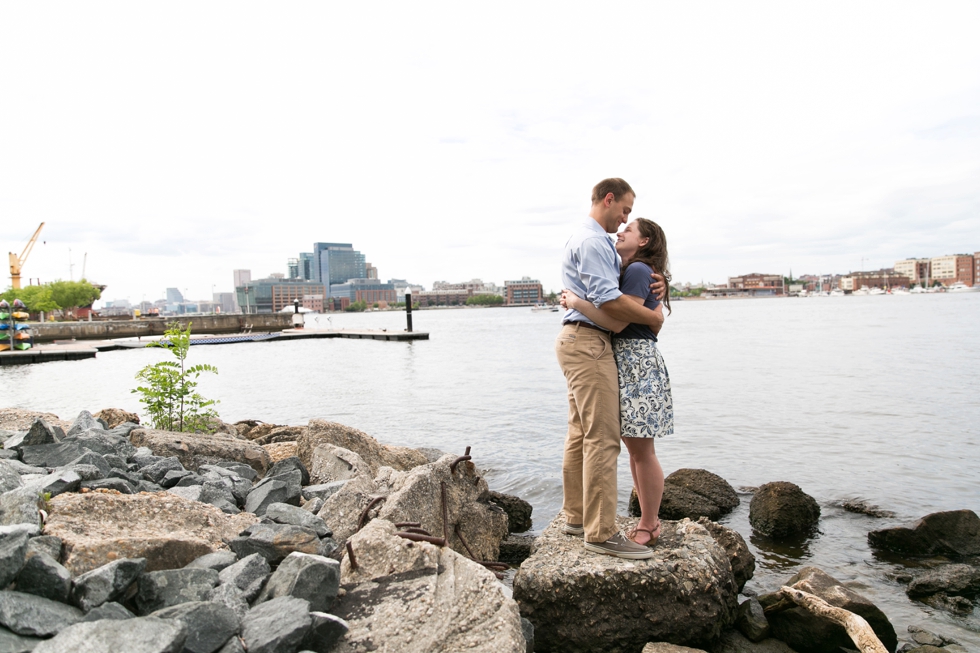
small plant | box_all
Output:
[132,322,219,432]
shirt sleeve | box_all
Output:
[578,235,623,307]
[620,262,657,303]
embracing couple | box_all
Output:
[556,177,674,561]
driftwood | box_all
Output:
[778,586,887,653]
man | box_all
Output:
[556,177,666,559]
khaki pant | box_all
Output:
[555,323,621,543]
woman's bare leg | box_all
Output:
[622,437,664,545]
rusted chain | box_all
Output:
[346,541,358,570]
[357,496,386,530]
[394,522,421,529]
[440,481,450,542]
[449,446,472,474]
[396,532,447,546]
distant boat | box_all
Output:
[532,303,559,312]
[869,287,886,296]
[910,286,927,294]
[927,286,945,293]
[830,288,845,297]
[892,288,910,295]
[853,287,871,296]
[948,281,980,293]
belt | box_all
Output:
[563,320,611,335]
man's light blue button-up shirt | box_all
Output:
[561,218,622,326]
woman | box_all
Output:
[562,218,674,547]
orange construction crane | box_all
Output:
[8,222,45,289]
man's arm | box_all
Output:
[650,272,667,301]
[599,295,665,333]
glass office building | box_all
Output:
[312,243,366,290]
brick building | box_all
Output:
[931,254,975,287]
[416,289,470,307]
[505,277,544,305]
[894,258,931,286]
[727,273,785,296]
[840,269,910,292]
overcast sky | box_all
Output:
[2,2,979,303]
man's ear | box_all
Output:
[604,192,615,207]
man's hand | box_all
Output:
[649,272,667,301]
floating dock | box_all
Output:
[0,347,99,366]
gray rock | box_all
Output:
[245,472,302,516]
[758,566,897,653]
[907,624,962,648]
[213,462,257,482]
[215,636,245,653]
[152,601,239,653]
[488,491,533,533]
[0,625,43,653]
[264,503,331,537]
[15,553,71,603]
[26,536,62,562]
[267,457,310,486]
[301,481,347,503]
[108,468,143,484]
[0,591,83,637]
[198,467,250,504]
[499,533,535,564]
[138,480,164,493]
[3,420,60,452]
[749,482,820,538]
[736,598,770,642]
[18,442,88,469]
[107,422,140,438]
[31,616,187,653]
[228,524,334,565]
[218,553,270,592]
[199,481,240,514]
[240,596,312,653]
[134,569,219,615]
[869,509,980,557]
[3,461,46,477]
[714,630,799,653]
[69,431,135,461]
[102,454,127,471]
[168,485,205,503]
[207,583,250,622]
[521,617,534,653]
[161,470,194,488]
[80,478,135,494]
[696,517,756,593]
[141,457,186,485]
[71,558,147,612]
[417,447,447,462]
[0,463,23,495]
[299,612,348,653]
[919,592,974,614]
[0,449,17,460]
[255,552,340,613]
[307,444,369,485]
[0,489,39,529]
[0,526,30,587]
[906,563,980,599]
[130,451,165,468]
[67,412,103,437]
[300,497,323,514]
[79,602,134,622]
[174,474,205,487]
[186,551,238,572]
[24,470,80,498]
[61,463,106,482]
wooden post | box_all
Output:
[778,586,887,653]
[405,289,413,332]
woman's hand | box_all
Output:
[560,289,585,311]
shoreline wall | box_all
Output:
[30,314,293,342]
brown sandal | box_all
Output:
[626,522,661,548]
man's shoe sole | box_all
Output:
[584,541,655,560]
[563,525,585,536]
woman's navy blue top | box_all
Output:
[615,261,661,341]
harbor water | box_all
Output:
[3,293,979,645]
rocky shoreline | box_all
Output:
[0,407,976,653]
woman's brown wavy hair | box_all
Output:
[623,217,672,314]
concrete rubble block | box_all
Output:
[43,492,257,575]
[151,601,240,653]
[372,454,509,563]
[906,563,980,599]
[869,509,980,557]
[757,566,897,653]
[185,550,239,572]
[300,612,349,653]
[244,472,302,516]
[0,525,31,587]
[228,524,333,565]
[488,491,533,533]
[0,409,69,434]
[134,568,220,615]
[333,519,525,653]
[255,552,341,613]
[301,481,347,503]
[218,553,270,592]
[696,517,756,592]
[0,591,83,637]
[31,616,188,653]
[513,515,739,652]
[266,457,310,486]
[264,503,331,537]
[308,443,372,485]
[0,488,40,529]
[261,443,299,464]
[70,557,147,612]
[141,457,186,485]
[748,482,820,538]
[298,420,387,474]
[0,625,43,652]
[129,428,271,478]
[15,553,72,603]
[251,425,307,446]
[641,644,707,653]
[67,411,103,437]
[93,409,140,429]
[736,598,770,642]
[207,583,250,622]
[27,535,63,562]
[3,419,61,452]
[0,462,24,495]
[378,444,430,472]
[241,596,312,653]
[79,602,134,622]
[18,442,88,469]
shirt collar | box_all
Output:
[583,217,610,235]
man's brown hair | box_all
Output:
[591,178,635,205]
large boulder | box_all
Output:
[758,566,897,653]
[93,409,140,429]
[868,510,980,557]
[906,563,980,600]
[43,492,257,574]
[653,469,741,521]
[32,616,187,653]
[695,517,755,592]
[332,519,526,653]
[513,514,739,652]
[489,491,533,533]
[748,482,820,538]
[297,420,427,474]
[129,428,271,477]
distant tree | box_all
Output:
[547,291,558,304]
[466,294,504,306]
[372,302,379,308]
[0,285,58,315]
[48,280,101,317]
[344,300,368,312]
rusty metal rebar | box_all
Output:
[454,524,479,560]
[402,527,433,536]
[394,522,421,529]
[440,481,450,542]
[357,496,386,530]
[449,446,472,474]
[346,541,358,570]
[396,532,447,546]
